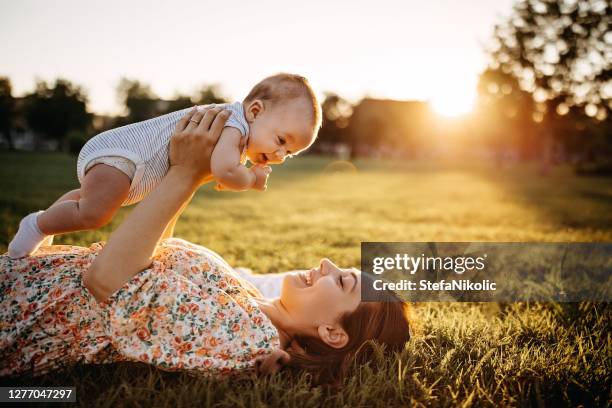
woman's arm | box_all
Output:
[160,199,188,241]
[83,107,230,302]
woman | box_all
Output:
[0,107,411,386]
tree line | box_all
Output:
[1,0,610,171]
[0,77,227,152]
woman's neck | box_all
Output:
[254,297,294,349]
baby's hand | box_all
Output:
[251,165,272,191]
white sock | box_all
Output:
[8,211,49,258]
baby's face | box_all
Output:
[244,98,316,165]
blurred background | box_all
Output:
[1,0,609,172]
[1,0,611,254]
[0,0,612,173]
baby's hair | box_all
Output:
[244,73,322,135]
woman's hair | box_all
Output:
[286,273,412,387]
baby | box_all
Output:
[8,73,322,258]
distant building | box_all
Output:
[346,98,435,158]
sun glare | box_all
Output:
[430,83,476,118]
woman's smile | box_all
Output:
[298,268,315,287]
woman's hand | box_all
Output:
[169,106,230,187]
[255,348,291,375]
[255,339,303,375]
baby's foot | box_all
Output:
[8,211,49,258]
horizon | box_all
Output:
[1,0,515,117]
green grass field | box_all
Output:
[1,152,611,407]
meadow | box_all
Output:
[1,152,610,407]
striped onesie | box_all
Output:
[77,102,249,206]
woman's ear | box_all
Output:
[317,324,348,349]
[245,99,264,121]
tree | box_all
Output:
[158,95,193,115]
[487,0,611,168]
[490,0,610,117]
[0,77,15,150]
[317,93,353,145]
[193,84,227,105]
[116,81,227,122]
[117,78,158,122]
[23,79,91,148]
[475,68,537,159]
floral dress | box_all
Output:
[0,238,280,377]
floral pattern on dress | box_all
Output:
[0,238,279,377]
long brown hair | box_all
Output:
[286,278,412,387]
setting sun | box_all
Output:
[430,84,476,117]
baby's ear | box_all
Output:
[245,99,264,120]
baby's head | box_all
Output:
[242,73,321,165]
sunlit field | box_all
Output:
[1,152,610,407]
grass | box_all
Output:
[1,152,611,407]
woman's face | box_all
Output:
[280,258,361,338]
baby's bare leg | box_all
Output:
[8,165,131,258]
[36,189,81,246]
[37,164,131,234]
[51,189,82,205]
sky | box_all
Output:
[1,0,515,116]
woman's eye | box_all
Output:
[338,276,344,288]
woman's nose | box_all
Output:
[319,258,335,275]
